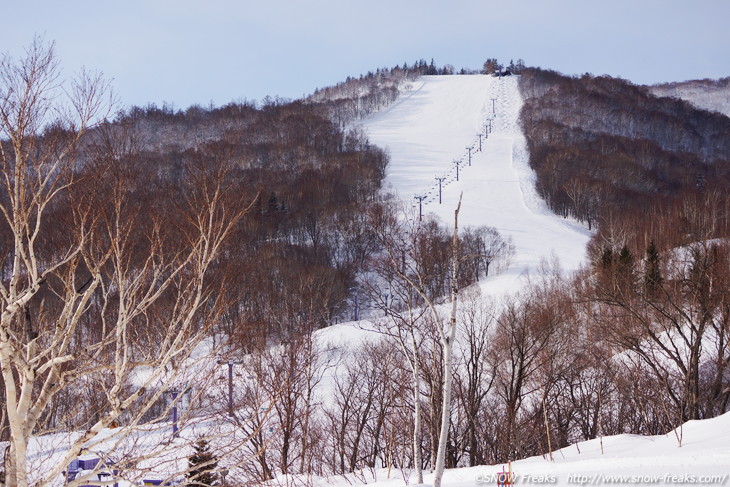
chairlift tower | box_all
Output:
[414,194,427,221]
[435,177,446,204]
[217,359,243,417]
[166,388,181,439]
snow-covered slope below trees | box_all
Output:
[309,411,730,487]
[359,75,590,294]
[26,395,730,487]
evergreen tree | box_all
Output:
[514,59,526,73]
[696,172,706,193]
[597,246,615,290]
[187,439,219,487]
[426,58,438,75]
[616,245,636,291]
[644,240,662,296]
[600,246,614,269]
[267,192,279,214]
[618,245,633,269]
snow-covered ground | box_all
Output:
[359,75,590,296]
[309,413,730,487]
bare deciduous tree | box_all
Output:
[0,39,252,487]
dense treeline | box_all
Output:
[519,68,730,243]
[650,77,730,117]
[103,98,392,346]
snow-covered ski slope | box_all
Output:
[360,75,590,294]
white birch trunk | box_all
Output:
[410,330,424,484]
[433,195,461,487]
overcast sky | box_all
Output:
[3,0,729,109]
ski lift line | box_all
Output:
[408,95,496,207]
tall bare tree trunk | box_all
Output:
[411,330,424,484]
[433,195,461,487]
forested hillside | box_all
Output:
[103,98,391,346]
[519,68,730,253]
[515,67,730,444]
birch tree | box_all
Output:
[368,195,463,487]
[364,253,428,482]
[0,39,252,487]
[432,196,461,487]
[366,201,450,482]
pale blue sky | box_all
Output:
[3,0,728,109]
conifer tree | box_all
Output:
[187,439,219,487]
[267,192,279,214]
[426,59,438,75]
[482,58,500,75]
[600,246,614,269]
[616,245,636,292]
[618,245,633,269]
[644,241,662,296]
